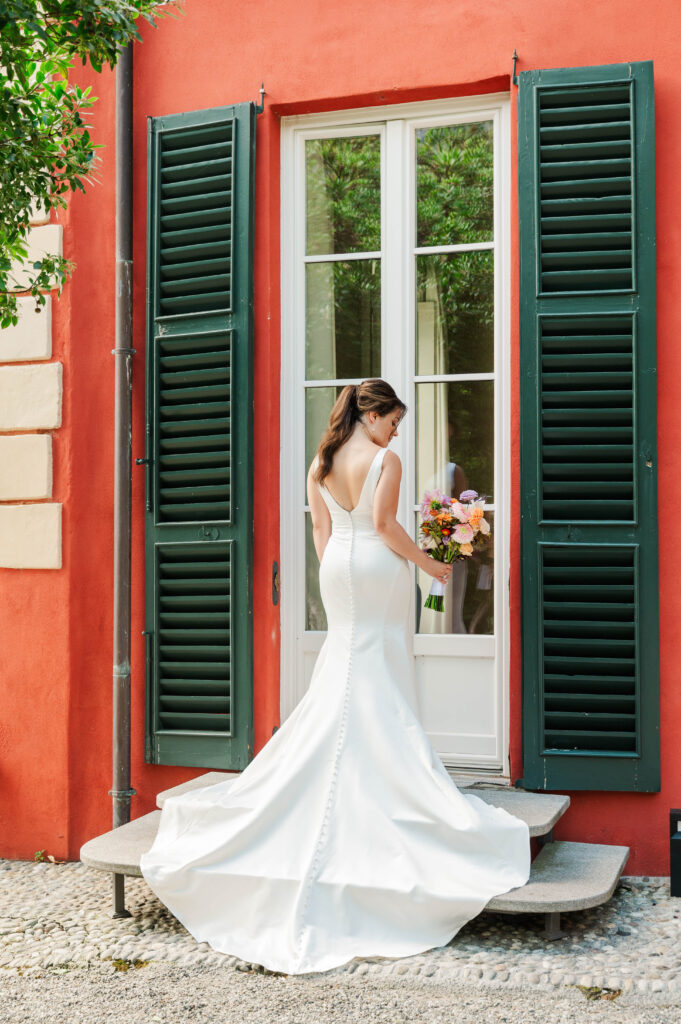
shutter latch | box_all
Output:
[272,560,279,605]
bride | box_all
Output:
[140,378,530,976]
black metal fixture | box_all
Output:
[671,809,681,896]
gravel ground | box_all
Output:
[2,965,681,1024]
[1,859,681,1022]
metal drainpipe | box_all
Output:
[110,41,135,917]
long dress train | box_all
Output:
[139,445,530,975]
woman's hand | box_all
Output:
[422,557,454,585]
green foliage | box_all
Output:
[416,122,493,247]
[0,1,180,328]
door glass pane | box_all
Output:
[306,135,381,255]
[305,512,327,630]
[416,251,494,375]
[415,380,494,504]
[416,121,494,248]
[414,511,494,635]
[304,385,344,502]
[306,259,381,379]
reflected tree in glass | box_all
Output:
[416,251,494,376]
[306,136,381,256]
[416,380,494,505]
[416,122,494,248]
[306,260,381,380]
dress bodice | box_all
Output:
[314,446,388,537]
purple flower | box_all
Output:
[459,489,478,501]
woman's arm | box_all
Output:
[374,451,453,583]
[307,459,332,563]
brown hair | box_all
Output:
[313,378,407,485]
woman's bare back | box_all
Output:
[322,441,384,513]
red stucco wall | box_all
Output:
[1,0,680,873]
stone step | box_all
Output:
[156,771,236,808]
[80,814,628,939]
[486,840,629,914]
[156,774,571,839]
[80,810,160,878]
[81,779,571,878]
[458,786,570,839]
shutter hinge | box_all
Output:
[512,50,519,86]
[255,82,266,115]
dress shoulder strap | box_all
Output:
[365,445,389,506]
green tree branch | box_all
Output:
[0,0,181,328]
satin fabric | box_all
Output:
[140,444,530,975]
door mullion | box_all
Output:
[382,119,410,527]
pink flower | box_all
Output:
[453,523,474,543]
[450,501,469,523]
[420,488,451,517]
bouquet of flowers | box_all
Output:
[419,488,492,612]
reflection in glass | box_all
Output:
[306,260,381,380]
[306,135,381,256]
[415,512,495,635]
[416,380,494,504]
[416,121,494,248]
[305,512,327,631]
[416,251,494,376]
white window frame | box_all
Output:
[280,94,512,776]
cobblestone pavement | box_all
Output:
[1,859,680,1021]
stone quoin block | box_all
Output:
[8,224,63,291]
[0,362,62,430]
[0,435,52,500]
[0,503,62,569]
[0,295,52,362]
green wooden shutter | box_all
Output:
[518,61,659,791]
[143,102,255,769]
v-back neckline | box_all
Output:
[321,447,383,513]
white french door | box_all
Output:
[280,95,511,774]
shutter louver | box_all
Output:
[157,329,232,522]
[542,545,637,754]
[539,84,633,293]
[144,103,255,770]
[518,62,659,792]
[540,314,634,521]
[157,543,231,733]
[158,122,233,316]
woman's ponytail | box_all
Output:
[313,379,406,485]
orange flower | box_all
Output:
[469,507,483,526]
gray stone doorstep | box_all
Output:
[0,859,680,1000]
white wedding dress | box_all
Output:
[140,445,530,975]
